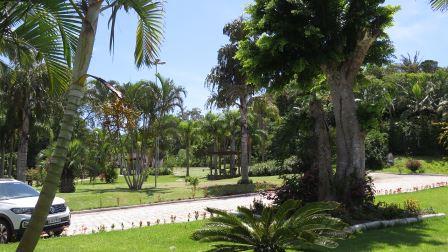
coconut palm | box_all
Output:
[430,0,448,11]
[16,1,164,250]
[193,200,347,251]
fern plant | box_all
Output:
[192,200,347,251]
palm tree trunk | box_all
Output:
[230,135,236,176]
[240,95,250,184]
[8,133,14,178]
[186,139,190,177]
[17,2,102,250]
[213,140,218,176]
[16,91,30,182]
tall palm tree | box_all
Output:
[430,0,448,11]
[179,119,198,177]
[150,74,185,186]
[16,1,164,250]
[206,18,254,184]
[202,113,222,176]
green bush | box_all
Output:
[148,167,173,176]
[249,160,292,176]
[282,155,299,172]
[104,167,118,184]
[365,130,389,170]
[26,168,46,186]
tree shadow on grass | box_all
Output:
[334,222,445,252]
[79,187,171,197]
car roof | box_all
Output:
[0,179,20,184]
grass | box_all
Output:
[49,167,282,211]
[379,156,448,175]
[3,187,448,251]
[335,187,448,251]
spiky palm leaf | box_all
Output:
[0,1,81,93]
[430,0,448,11]
[106,0,164,67]
[193,200,347,252]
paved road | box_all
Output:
[370,172,448,194]
[66,173,448,236]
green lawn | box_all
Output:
[3,187,447,251]
[50,167,282,211]
[379,156,448,175]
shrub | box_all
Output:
[282,155,300,173]
[379,202,405,220]
[249,160,292,177]
[148,166,173,176]
[192,200,348,251]
[185,176,200,198]
[104,167,118,183]
[405,159,423,173]
[271,169,319,205]
[26,168,46,186]
[403,199,421,216]
[365,130,389,170]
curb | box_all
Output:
[71,192,261,215]
[346,213,446,233]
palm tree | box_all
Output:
[250,96,280,162]
[179,119,198,177]
[192,200,347,251]
[60,139,86,193]
[430,0,448,11]
[16,1,164,250]
[206,18,255,184]
[202,113,222,176]
[223,110,240,176]
[150,74,185,187]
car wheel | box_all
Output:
[52,229,64,237]
[0,220,11,244]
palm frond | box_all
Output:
[192,200,347,251]
[430,0,448,11]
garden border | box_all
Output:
[346,213,446,233]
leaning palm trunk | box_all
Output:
[16,91,30,182]
[239,95,250,184]
[17,2,102,251]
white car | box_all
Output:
[0,179,70,243]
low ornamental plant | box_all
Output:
[192,200,348,251]
[406,159,423,173]
[186,177,200,198]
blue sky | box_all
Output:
[88,0,448,111]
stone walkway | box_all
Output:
[370,172,448,195]
[66,173,448,236]
[67,194,267,235]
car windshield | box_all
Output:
[0,182,40,200]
